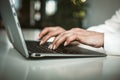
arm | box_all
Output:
[88,9,120,55]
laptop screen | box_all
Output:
[0,0,29,58]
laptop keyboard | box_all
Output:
[26,41,64,54]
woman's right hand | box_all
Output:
[38,26,66,45]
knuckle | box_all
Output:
[56,26,61,28]
[62,33,68,37]
[64,31,69,34]
[48,33,52,36]
[66,34,70,38]
[71,28,79,30]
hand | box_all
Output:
[38,26,66,45]
[49,28,104,50]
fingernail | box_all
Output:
[64,42,67,46]
[48,44,53,49]
[40,40,43,45]
[53,45,56,50]
[48,45,50,49]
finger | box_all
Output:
[53,36,67,49]
[40,30,65,45]
[38,27,50,40]
[64,35,77,46]
[40,32,56,45]
[40,33,52,45]
[49,33,65,49]
[70,28,86,35]
[48,34,62,49]
[52,32,73,49]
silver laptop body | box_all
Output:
[0,0,106,58]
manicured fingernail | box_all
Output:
[48,45,50,49]
[40,40,43,45]
[48,44,53,49]
[64,42,67,46]
[53,45,56,50]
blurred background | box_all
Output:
[0,0,120,30]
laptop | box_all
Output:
[0,0,106,58]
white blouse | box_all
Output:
[88,9,120,55]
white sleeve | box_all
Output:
[87,9,120,55]
[104,32,120,55]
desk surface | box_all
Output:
[0,29,120,80]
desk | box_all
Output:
[0,29,120,80]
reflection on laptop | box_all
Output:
[0,0,106,58]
